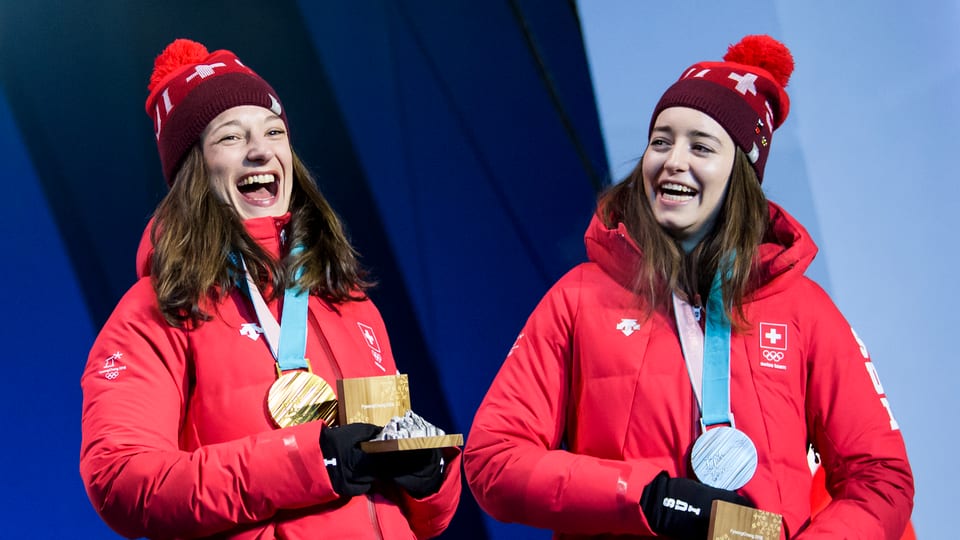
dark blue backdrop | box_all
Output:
[0,2,608,538]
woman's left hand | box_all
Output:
[373,448,444,498]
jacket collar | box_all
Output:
[584,201,818,299]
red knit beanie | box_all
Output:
[649,35,794,182]
[144,39,288,185]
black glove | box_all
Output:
[319,423,381,497]
[372,448,444,498]
[640,472,751,539]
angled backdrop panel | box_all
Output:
[0,1,608,539]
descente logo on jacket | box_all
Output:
[617,319,641,336]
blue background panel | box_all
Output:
[1,0,950,538]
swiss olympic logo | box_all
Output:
[357,322,386,372]
[759,323,787,350]
[762,349,784,362]
[759,322,788,371]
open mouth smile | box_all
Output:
[236,173,279,205]
[658,182,698,202]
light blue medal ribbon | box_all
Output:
[234,247,308,371]
[275,247,308,371]
[681,267,758,490]
[233,247,338,427]
[701,269,733,427]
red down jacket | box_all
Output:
[80,215,460,539]
[464,202,913,539]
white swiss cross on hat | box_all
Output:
[728,71,758,96]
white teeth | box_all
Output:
[238,174,275,186]
[661,182,695,193]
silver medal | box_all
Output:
[691,425,758,490]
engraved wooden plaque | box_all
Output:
[337,374,411,426]
[337,374,463,453]
[708,500,783,540]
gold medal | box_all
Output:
[267,368,338,427]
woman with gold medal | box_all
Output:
[80,38,459,539]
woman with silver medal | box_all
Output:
[464,35,914,539]
[80,38,460,539]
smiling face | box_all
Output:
[642,107,736,251]
[201,105,293,220]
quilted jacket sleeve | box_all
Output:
[463,268,657,536]
[79,280,339,539]
[797,282,914,539]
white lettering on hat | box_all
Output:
[269,94,282,116]
[186,62,227,82]
[728,72,758,96]
[154,88,173,140]
[160,88,173,113]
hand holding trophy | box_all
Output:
[328,374,462,499]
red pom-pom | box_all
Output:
[723,34,794,88]
[148,39,210,92]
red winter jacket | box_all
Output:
[464,202,913,539]
[80,215,460,539]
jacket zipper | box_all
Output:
[309,305,381,539]
[367,496,384,540]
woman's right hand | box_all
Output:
[319,423,382,497]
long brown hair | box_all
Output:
[598,149,767,326]
[150,146,370,328]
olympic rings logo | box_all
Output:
[99,366,126,380]
[762,350,785,362]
